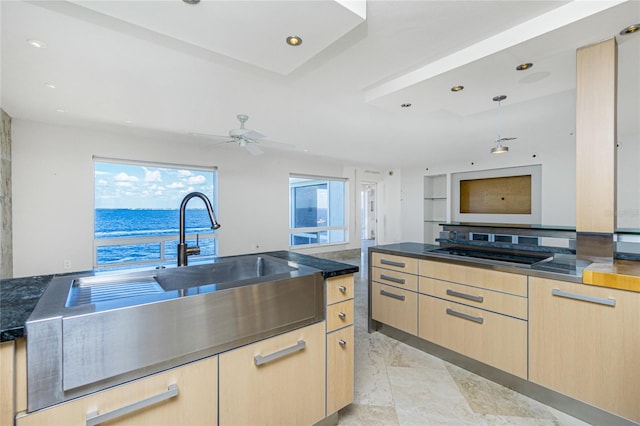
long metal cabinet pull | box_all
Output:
[380,289,405,301]
[86,384,179,426]
[254,340,306,366]
[380,274,406,284]
[446,289,484,303]
[446,308,484,324]
[380,259,406,268]
[551,289,616,307]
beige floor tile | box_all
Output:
[337,403,400,426]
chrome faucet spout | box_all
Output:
[177,192,221,267]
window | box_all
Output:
[94,158,218,268]
[289,175,347,247]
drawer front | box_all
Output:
[419,295,527,378]
[419,277,527,319]
[327,274,354,305]
[372,266,418,291]
[219,321,326,426]
[372,282,418,335]
[372,252,418,274]
[16,357,217,426]
[327,300,354,332]
[419,259,527,296]
[327,326,354,415]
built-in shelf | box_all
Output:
[424,174,447,244]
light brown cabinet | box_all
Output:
[529,277,640,423]
[417,260,528,378]
[325,274,355,416]
[16,356,217,426]
[371,254,419,335]
[219,321,326,426]
[419,295,527,378]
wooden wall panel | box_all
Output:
[460,175,531,214]
[576,38,617,233]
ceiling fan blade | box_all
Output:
[244,142,264,155]
[243,130,266,140]
[260,139,295,150]
[496,137,517,142]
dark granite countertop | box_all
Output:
[369,242,587,283]
[0,251,358,343]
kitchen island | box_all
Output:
[0,251,358,426]
[369,242,640,426]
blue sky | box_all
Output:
[95,162,216,209]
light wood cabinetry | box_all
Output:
[418,260,528,378]
[419,295,527,378]
[325,274,355,415]
[529,277,640,423]
[327,325,354,415]
[16,357,217,426]
[372,282,418,335]
[219,321,326,426]
[371,253,419,335]
[1,338,27,426]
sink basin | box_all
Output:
[26,255,323,412]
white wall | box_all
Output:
[11,119,402,277]
[400,138,578,243]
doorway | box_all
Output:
[360,182,377,251]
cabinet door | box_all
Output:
[1,341,16,426]
[529,278,640,423]
[327,326,354,415]
[16,357,217,426]
[419,295,527,378]
[219,321,326,426]
[372,282,418,335]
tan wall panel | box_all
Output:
[576,38,617,233]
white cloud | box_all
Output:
[187,175,206,185]
[116,182,133,188]
[167,182,184,189]
[144,169,162,182]
[95,171,110,176]
[114,172,139,182]
[97,179,108,186]
[178,170,193,177]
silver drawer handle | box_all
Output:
[380,258,406,268]
[86,384,178,426]
[446,308,484,324]
[254,340,306,366]
[338,285,347,293]
[446,289,484,303]
[380,289,405,301]
[380,274,406,284]
[552,289,616,307]
[338,339,347,347]
[338,312,346,319]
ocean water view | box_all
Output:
[95,209,217,265]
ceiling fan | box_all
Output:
[201,114,295,156]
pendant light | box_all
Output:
[491,95,516,154]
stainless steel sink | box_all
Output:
[26,255,323,412]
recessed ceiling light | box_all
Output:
[451,85,464,92]
[44,83,57,89]
[286,36,302,46]
[516,63,533,71]
[620,23,639,35]
[401,103,412,108]
[27,39,47,48]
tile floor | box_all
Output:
[334,249,590,426]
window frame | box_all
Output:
[289,174,348,248]
[93,157,219,269]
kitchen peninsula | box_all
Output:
[0,251,358,426]
[369,223,640,426]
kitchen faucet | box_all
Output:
[177,192,221,267]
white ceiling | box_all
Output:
[1,0,639,168]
